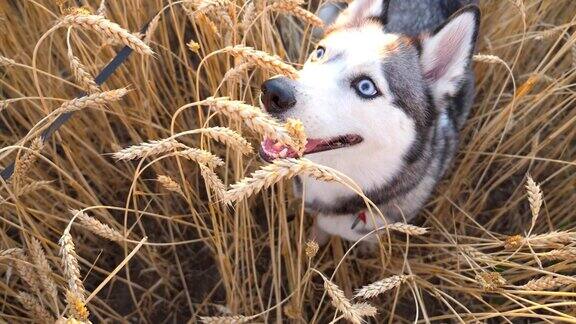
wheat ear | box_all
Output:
[520,275,574,291]
[66,290,90,321]
[67,49,99,94]
[59,231,85,298]
[200,127,253,155]
[200,315,250,324]
[0,55,17,66]
[204,97,295,148]
[16,180,53,197]
[29,238,58,301]
[223,45,298,79]
[199,164,227,200]
[285,118,307,155]
[176,148,224,169]
[71,209,124,242]
[383,223,428,236]
[476,272,506,291]
[269,2,324,27]
[113,138,185,160]
[540,247,576,260]
[526,175,543,223]
[473,54,507,65]
[53,88,128,115]
[354,275,410,299]
[12,137,44,190]
[157,175,185,197]
[305,240,319,258]
[14,252,42,297]
[17,291,55,322]
[223,62,254,83]
[60,14,153,55]
[351,302,378,317]
[241,1,255,31]
[313,270,363,324]
[224,158,340,204]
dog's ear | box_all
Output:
[420,6,480,99]
[334,0,389,27]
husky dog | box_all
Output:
[259,0,480,243]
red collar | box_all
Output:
[351,211,367,229]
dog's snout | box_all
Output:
[261,77,296,114]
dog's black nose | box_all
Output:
[261,77,296,114]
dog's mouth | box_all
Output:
[259,134,363,162]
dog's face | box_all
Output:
[260,0,479,191]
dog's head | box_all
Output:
[260,0,479,187]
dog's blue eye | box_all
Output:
[313,46,325,61]
[353,77,379,98]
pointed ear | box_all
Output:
[334,0,389,27]
[421,6,480,98]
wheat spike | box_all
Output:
[28,238,58,301]
[241,1,255,31]
[113,138,185,160]
[14,252,42,297]
[60,14,153,55]
[383,223,428,236]
[0,100,7,113]
[200,315,250,324]
[269,2,324,27]
[53,88,128,115]
[461,246,494,262]
[526,231,574,246]
[176,148,224,169]
[305,240,319,258]
[354,275,409,299]
[17,291,55,322]
[205,97,295,148]
[144,14,161,44]
[67,49,99,93]
[15,180,53,197]
[199,164,227,200]
[520,275,574,291]
[71,209,124,242]
[473,54,507,65]
[0,55,17,66]
[351,302,378,317]
[285,118,307,155]
[526,175,543,222]
[476,272,506,291]
[1,248,23,258]
[196,0,230,14]
[224,158,340,204]
[157,175,185,196]
[223,46,298,79]
[223,62,254,83]
[59,231,85,298]
[200,127,253,155]
[96,0,107,16]
[315,270,363,324]
[66,290,90,321]
[12,137,44,190]
[540,247,576,260]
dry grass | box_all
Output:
[1,0,575,322]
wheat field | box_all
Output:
[0,0,575,323]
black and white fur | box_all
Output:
[260,0,480,242]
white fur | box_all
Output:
[285,24,416,207]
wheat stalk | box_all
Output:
[314,270,363,324]
[53,88,128,115]
[200,127,253,155]
[199,164,227,200]
[113,138,185,160]
[354,275,410,299]
[17,291,55,322]
[71,209,124,242]
[204,97,295,148]
[526,175,542,223]
[224,158,340,204]
[176,148,224,169]
[67,49,99,94]
[269,2,324,27]
[200,315,250,323]
[59,232,85,298]
[157,175,185,197]
[223,46,298,79]
[520,275,574,291]
[60,14,153,55]
[29,238,58,301]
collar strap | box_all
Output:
[350,211,367,230]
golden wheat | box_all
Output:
[476,272,506,291]
[200,127,253,155]
[285,118,307,155]
[269,2,324,27]
[314,270,363,324]
[53,88,128,115]
[540,247,576,260]
[67,50,99,94]
[199,315,250,324]
[113,138,185,160]
[0,55,16,66]
[176,148,224,169]
[16,291,55,322]
[66,290,90,321]
[354,275,410,299]
[383,223,429,236]
[11,137,44,190]
[28,238,58,301]
[305,240,319,258]
[60,14,153,55]
[59,232,85,298]
[157,175,185,196]
[223,45,298,78]
[473,54,507,65]
[71,209,124,242]
[525,175,542,221]
[351,302,378,317]
[520,275,574,291]
[222,61,253,83]
[224,158,341,204]
[199,163,227,200]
